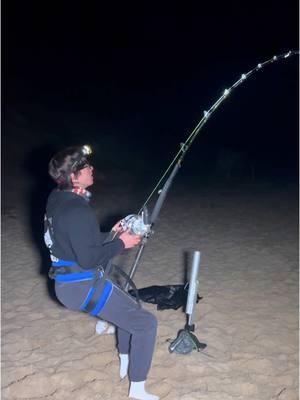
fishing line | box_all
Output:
[122,49,298,288]
[138,50,299,214]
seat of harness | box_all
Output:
[49,258,140,310]
[50,258,113,316]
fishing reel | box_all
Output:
[120,208,151,237]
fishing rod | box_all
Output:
[123,49,299,290]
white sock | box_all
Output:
[95,320,108,334]
[119,353,129,379]
[106,324,115,334]
[95,320,116,335]
[129,381,160,400]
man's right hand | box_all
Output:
[119,231,141,249]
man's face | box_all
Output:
[71,164,94,189]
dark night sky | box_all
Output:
[3,2,299,181]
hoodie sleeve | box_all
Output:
[61,203,125,269]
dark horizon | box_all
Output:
[3,4,299,184]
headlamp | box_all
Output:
[82,145,92,156]
[71,145,93,173]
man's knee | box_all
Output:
[144,311,157,333]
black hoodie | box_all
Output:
[45,189,124,269]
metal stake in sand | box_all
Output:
[186,251,201,331]
[168,251,207,354]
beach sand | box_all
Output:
[2,168,299,400]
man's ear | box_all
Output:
[70,172,78,186]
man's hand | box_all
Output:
[119,231,142,249]
[111,220,123,233]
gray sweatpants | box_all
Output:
[98,283,157,381]
[55,279,157,382]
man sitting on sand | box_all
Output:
[44,144,159,400]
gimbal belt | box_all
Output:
[49,259,140,315]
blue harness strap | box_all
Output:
[80,281,113,315]
[50,258,113,315]
[90,281,113,316]
[80,287,96,310]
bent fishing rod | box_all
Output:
[122,49,299,290]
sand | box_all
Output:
[2,169,299,400]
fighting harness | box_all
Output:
[48,258,140,315]
[44,188,139,317]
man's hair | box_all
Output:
[48,146,88,189]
